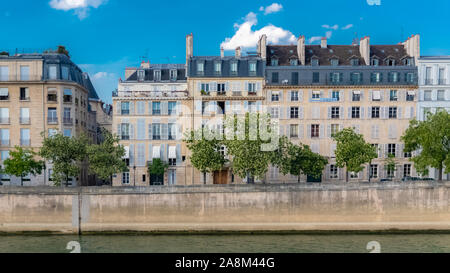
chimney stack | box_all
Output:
[235,47,242,58]
[186,33,194,66]
[359,36,370,65]
[402,34,421,64]
[321,37,327,49]
[140,61,150,69]
[257,35,267,59]
[220,47,224,58]
[297,35,306,65]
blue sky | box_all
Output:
[1,0,450,104]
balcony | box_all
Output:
[47,117,58,124]
[0,74,42,82]
[121,135,130,140]
[0,118,10,124]
[20,117,30,125]
[0,96,9,101]
[63,117,73,125]
[20,139,30,146]
[217,91,226,96]
[113,90,188,98]
[248,91,257,96]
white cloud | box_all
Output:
[342,24,354,30]
[308,36,322,44]
[221,12,296,50]
[322,24,339,30]
[92,71,113,80]
[260,3,283,15]
[49,0,107,19]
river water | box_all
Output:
[1,234,450,253]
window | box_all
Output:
[406,91,415,101]
[249,62,257,72]
[331,124,340,136]
[152,124,161,140]
[248,83,257,93]
[168,123,177,140]
[271,59,278,66]
[168,102,177,115]
[387,59,395,66]
[290,107,299,119]
[371,72,382,83]
[120,124,130,140]
[312,91,321,99]
[0,66,9,81]
[311,125,320,138]
[122,172,130,185]
[197,63,204,73]
[350,172,359,179]
[331,107,340,119]
[200,83,209,93]
[332,91,340,101]
[372,107,380,118]
[330,59,339,66]
[20,66,30,81]
[64,89,72,103]
[48,65,57,80]
[61,66,69,80]
[0,129,9,146]
[389,107,397,119]
[63,129,72,137]
[272,72,279,83]
[20,87,29,101]
[47,90,57,102]
[291,91,299,101]
[370,165,379,179]
[20,108,30,124]
[389,72,399,83]
[425,67,432,84]
[371,59,379,66]
[330,72,342,83]
[1,150,10,161]
[352,107,360,119]
[437,90,446,101]
[47,108,57,124]
[170,70,177,81]
[388,144,396,157]
[439,68,446,84]
[406,73,415,83]
[248,101,257,113]
[214,62,222,74]
[270,107,279,119]
[230,62,238,73]
[152,102,161,115]
[404,164,412,177]
[352,91,361,101]
[291,72,299,85]
[312,72,320,83]
[154,70,161,81]
[271,92,279,102]
[20,129,30,146]
[0,88,9,100]
[404,58,413,66]
[290,59,298,66]
[0,108,9,124]
[390,90,398,101]
[351,59,359,66]
[290,124,299,138]
[311,59,319,66]
[330,165,338,179]
[424,90,432,101]
[351,73,362,84]
[121,102,130,115]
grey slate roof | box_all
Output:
[188,56,265,77]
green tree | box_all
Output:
[86,129,128,183]
[40,133,88,186]
[3,146,44,186]
[333,128,377,182]
[402,110,450,181]
[148,158,169,176]
[385,154,397,179]
[273,136,328,183]
[224,113,277,183]
[184,128,226,184]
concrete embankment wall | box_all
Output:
[0,182,449,234]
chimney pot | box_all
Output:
[220,47,224,58]
[321,37,327,49]
[235,47,242,58]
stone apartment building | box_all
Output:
[0,49,100,186]
[417,56,450,181]
[263,35,421,182]
[112,61,192,186]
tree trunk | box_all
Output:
[346,171,349,183]
[21,175,23,187]
[438,167,443,182]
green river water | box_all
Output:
[1,234,450,253]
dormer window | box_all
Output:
[371,58,379,66]
[271,59,279,66]
[290,59,298,66]
[154,70,161,81]
[137,70,145,81]
[387,59,395,66]
[230,61,238,74]
[197,62,204,74]
[311,58,319,66]
[330,58,339,66]
[249,62,257,73]
[403,58,413,66]
[350,59,359,66]
[214,62,222,74]
[170,69,177,81]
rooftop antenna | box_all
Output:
[140,48,149,62]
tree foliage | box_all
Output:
[86,129,128,181]
[402,110,450,180]
[148,158,169,176]
[39,133,88,186]
[332,128,377,182]
[272,136,328,182]
[3,146,44,186]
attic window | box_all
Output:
[371,59,379,66]
[271,59,279,66]
[394,48,399,52]
[351,59,359,66]
[311,58,319,66]
[329,49,334,53]
[330,58,339,66]
[289,50,294,54]
[290,59,298,66]
[137,70,145,81]
[403,58,413,66]
[270,49,275,54]
[387,59,395,66]
[309,49,313,54]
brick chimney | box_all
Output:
[140,61,150,69]
[257,34,267,59]
[220,47,224,58]
[297,35,306,65]
[186,33,193,65]
[402,34,421,64]
[359,36,370,65]
[235,47,242,58]
[321,37,327,49]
